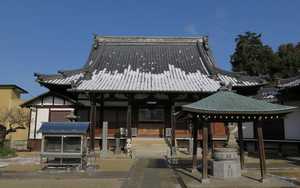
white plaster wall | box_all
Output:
[29,108,37,139]
[284,101,300,139]
[43,96,53,105]
[54,97,64,105]
[50,108,74,111]
[65,100,72,105]
[35,108,49,139]
[242,122,254,139]
[32,100,42,106]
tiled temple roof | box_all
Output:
[35,36,264,93]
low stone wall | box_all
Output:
[4,140,28,151]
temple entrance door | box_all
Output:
[138,123,164,137]
[137,108,165,137]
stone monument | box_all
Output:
[212,123,241,178]
[114,130,121,154]
[101,121,108,157]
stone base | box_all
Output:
[100,150,109,158]
[201,178,210,184]
[212,160,241,178]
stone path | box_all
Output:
[131,138,170,158]
[121,158,180,188]
[0,171,129,180]
[121,138,181,188]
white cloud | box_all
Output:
[184,24,198,35]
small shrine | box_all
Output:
[182,89,296,183]
[39,122,89,169]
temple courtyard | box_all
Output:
[0,138,299,188]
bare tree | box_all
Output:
[0,107,30,136]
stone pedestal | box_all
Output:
[212,160,241,178]
[212,148,241,178]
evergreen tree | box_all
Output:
[276,43,300,77]
[230,32,276,79]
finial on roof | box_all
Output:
[92,33,99,49]
[83,69,92,80]
[203,36,209,50]
[92,33,97,39]
[219,81,232,91]
[34,73,44,81]
[58,71,67,78]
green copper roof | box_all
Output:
[182,91,296,115]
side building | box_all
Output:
[22,36,264,150]
[278,75,300,141]
[241,76,300,155]
[0,84,28,150]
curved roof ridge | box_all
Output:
[95,35,206,44]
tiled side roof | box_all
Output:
[182,91,296,115]
[254,87,279,103]
[35,36,263,93]
[217,74,259,87]
[278,75,300,88]
[43,72,84,85]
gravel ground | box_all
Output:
[0,178,123,188]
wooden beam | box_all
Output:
[192,116,198,172]
[199,114,283,122]
[255,121,267,182]
[202,121,209,182]
[237,122,245,169]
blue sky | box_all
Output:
[0,1,299,99]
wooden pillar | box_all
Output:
[208,123,214,156]
[255,121,267,182]
[192,116,198,172]
[202,121,209,182]
[89,93,97,151]
[127,105,132,139]
[171,105,176,156]
[132,101,138,136]
[164,105,171,137]
[74,93,79,118]
[98,93,104,147]
[237,122,245,169]
[99,93,104,126]
[126,94,134,139]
